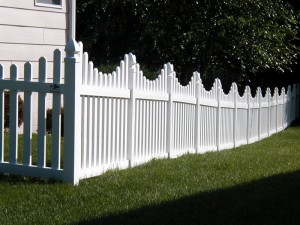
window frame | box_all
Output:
[35,0,63,9]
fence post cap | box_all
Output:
[245,85,251,97]
[166,63,174,76]
[65,39,80,57]
[128,53,136,67]
[232,82,238,91]
[194,72,202,84]
[256,87,261,94]
[0,64,3,80]
[274,87,279,95]
[216,78,222,89]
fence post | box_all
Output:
[282,87,287,129]
[166,63,174,158]
[216,79,222,151]
[0,65,3,163]
[246,86,251,144]
[257,88,261,140]
[194,72,201,153]
[127,53,137,167]
[292,84,297,123]
[274,88,279,133]
[233,83,238,147]
[64,39,82,185]
[266,88,271,137]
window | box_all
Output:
[35,0,62,7]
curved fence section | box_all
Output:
[78,41,299,182]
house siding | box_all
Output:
[0,0,70,132]
[0,0,69,79]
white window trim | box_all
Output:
[35,0,63,9]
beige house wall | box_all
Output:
[0,0,72,132]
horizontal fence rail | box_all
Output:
[0,39,299,185]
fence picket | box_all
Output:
[87,97,92,167]
[275,88,279,132]
[97,97,102,165]
[112,98,116,163]
[81,97,87,168]
[51,49,62,169]
[267,88,271,137]
[233,83,238,147]
[37,57,47,168]
[9,65,19,164]
[23,62,33,166]
[257,88,262,140]
[166,64,174,157]
[92,96,97,167]
[216,79,221,150]
[82,52,88,85]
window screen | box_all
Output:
[36,0,61,5]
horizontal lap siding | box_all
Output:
[0,0,67,12]
[0,61,65,80]
[0,25,67,46]
[0,2,68,133]
[0,44,66,62]
[0,2,68,75]
[0,6,67,29]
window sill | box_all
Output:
[35,3,63,9]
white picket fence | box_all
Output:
[0,39,299,184]
[0,50,64,180]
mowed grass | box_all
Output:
[2,133,64,168]
[0,124,300,225]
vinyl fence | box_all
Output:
[0,40,299,184]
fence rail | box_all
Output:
[0,39,299,184]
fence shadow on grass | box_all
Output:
[74,170,300,225]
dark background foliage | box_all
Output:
[76,0,300,93]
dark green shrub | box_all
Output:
[46,108,64,137]
[4,91,24,129]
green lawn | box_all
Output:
[0,124,300,225]
[2,133,63,168]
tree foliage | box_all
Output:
[76,0,300,88]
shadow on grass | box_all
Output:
[74,170,300,225]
